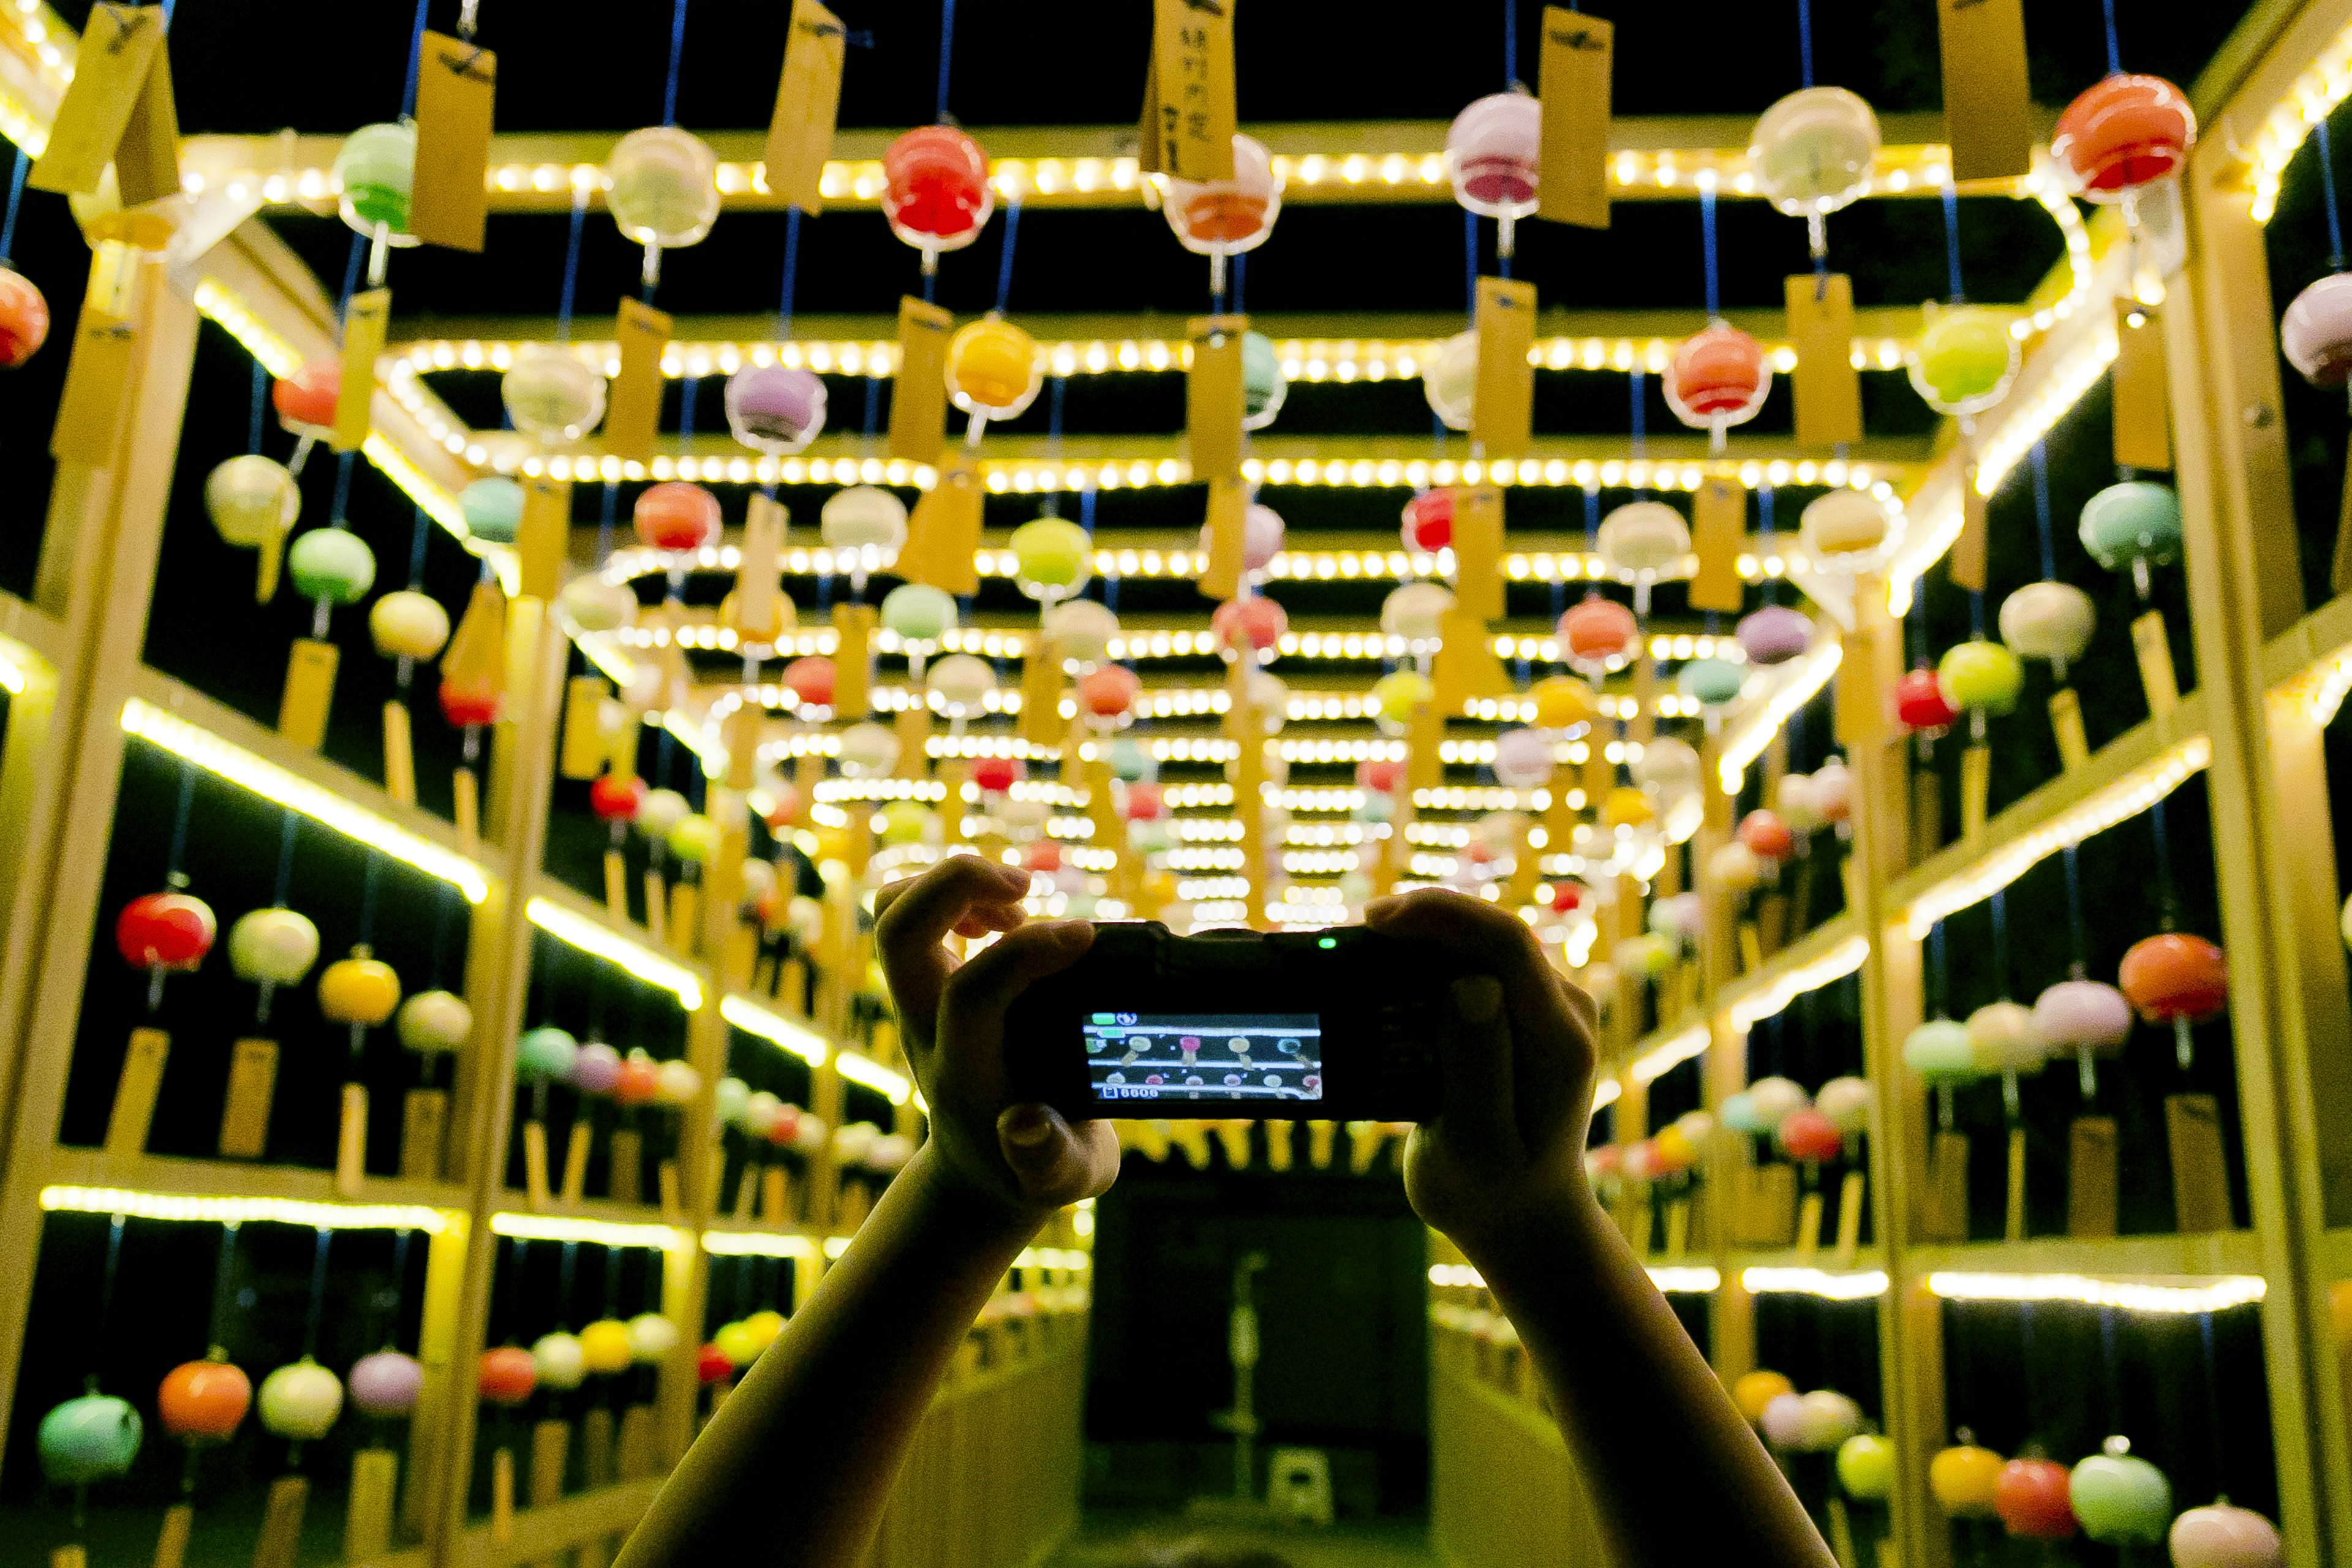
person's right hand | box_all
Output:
[1363,886,1604,1257]
[873,855,1120,1224]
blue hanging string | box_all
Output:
[1629,369,1646,452]
[2030,440,2057,579]
[272,810,299,907]
[0,146,28,267]
[1929,919,1950,1016]
[1797,0,1815,88]
[400,0,432,118]
[158,0,175,26]
[2100,0,2123,77]
[663,0,692,126]
[166,755,197,878]
[1582,483,1600,548]
[993,195,1022,312]
[556,187,589,341]
[2062,843,2087,970]
[1464,209,1480,317]
[249,360,268,454]
[94,1212,128,1362]
[300,1227,333,1358]
[936,0,957,122]
[1989,888,2008,995]
[1079,485,1096,538]
[777,206,802,336]
[407,505,431,587]
[333,450,358,522]
[862,374,881,436]
[1231,251,1246,314]
[2318,120,2347,274]
[1759,486,1779,605]
[2151,794,2177,926]
[1700,187,1721,318]
[339,233,368,320]
[597,481,619,561]
[359,853,381,946]
[206,1224,240,1349]
[1968,587,1985,637]
[1504,0,1517,85]
[1941,183,1966,304]
[680,377,699,440]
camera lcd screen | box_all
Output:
[1082,1013,1324,1104]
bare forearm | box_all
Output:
[1460,1193,1834,1568]
[617,1147,1041,1568]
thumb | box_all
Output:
[997,1103,1120,1208]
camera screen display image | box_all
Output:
[1082,1012,1323,1104]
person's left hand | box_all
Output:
[874,856,1121,1220]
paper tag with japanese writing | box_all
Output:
[604,298,673,462]
[737,492,787,634]
[2112,301,2172,473]
[1937,0,2032,182]
[1188,315,1246,483]
[889,296,953,465]
[1022,635,1065,747]
[1472,278,1536,459]
[1452,483,1505,621]
[1949,461,1988,591]
[333,288,390,454]
[2132,609,2179,716]
[1535,8,1611,229]
[1140,0,1237,182]
[766,0,845,213]
[831,601,873,718]
[412,32,497,252]
[31,5,163,195]
[1687,477,1747,613]
[1197,475,1248,600]
[903,455,981,595]
[1787,273,1862,451]
[516,478,571,601]
[111,28,181,209]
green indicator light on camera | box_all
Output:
[1090,1012,1118,1025]
[1318,937,1337,949]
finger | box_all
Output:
[998,1105,1122,1207]
[1433,973,1518,1158]
[875,856,1035,1030]
[1365,888,1597,1082]
[939,919,1095,1027]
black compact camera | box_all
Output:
[1004,922,1485,1120]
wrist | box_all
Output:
[1444,1178,1613,1280]
[900,1139,1057,1247]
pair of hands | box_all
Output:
[872,855,1605,1254]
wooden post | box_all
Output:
[0,255,195,1453]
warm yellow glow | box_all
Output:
[1647,1266,1724,1294]
[835,1050,913,1105]
[1591,1077,1623,1112]
[2243,22,2352,222]
[704,1230,820,1259]
[526,898,706,1009]
[192,277,305,378]
[363,430,471,545]
[720,993,829,1068]
[1629,1025,1710,1086]
[823,1235,853,1258]
[2278,641,2352,728]
[121,698,492,903]
[1727,935,1872,1031]
[1014,1247,1093,1272]
[1927,1271,2266,1313]
[1743,1267,1890,1300]
[42,1185,456,1232]
[1899,737,2212,938]
[489,1212,685,1250]
[0,641,29,696]
[1719,641,1842,793]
